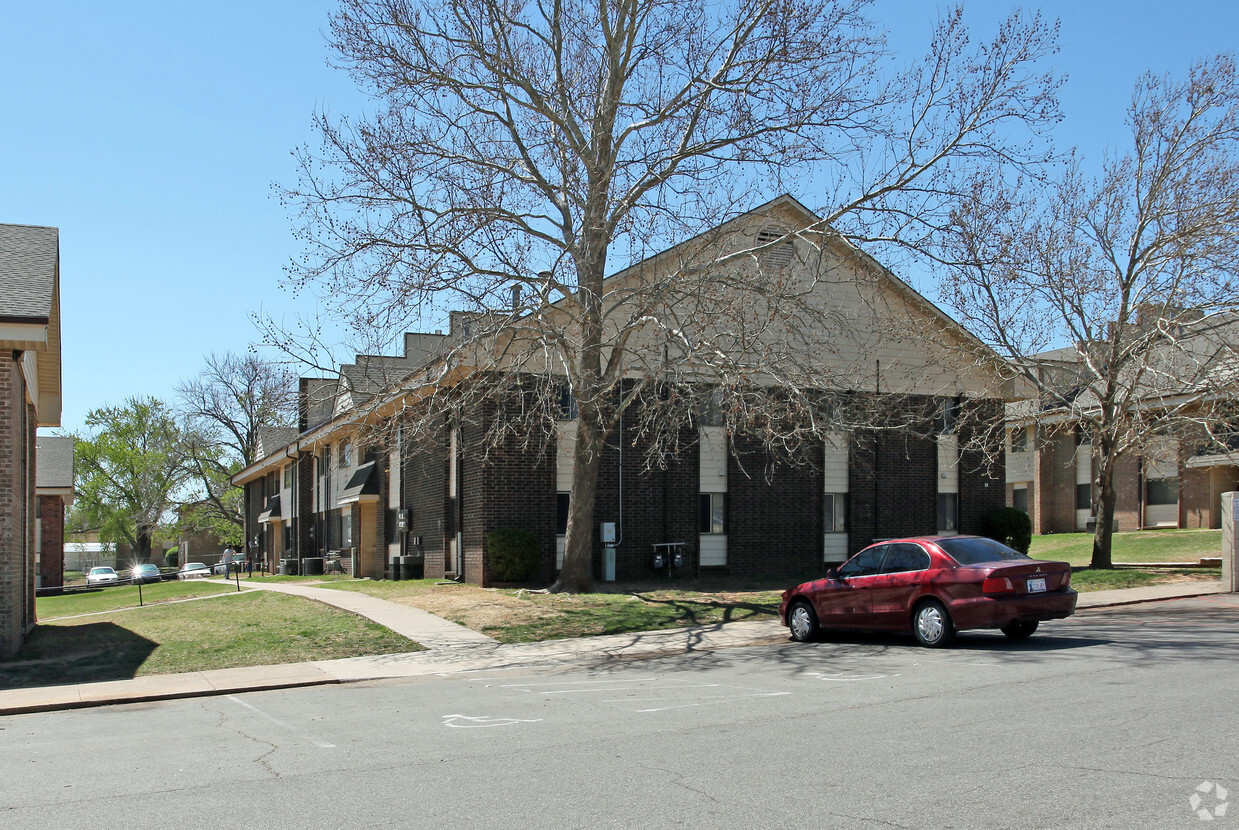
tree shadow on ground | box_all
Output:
[0,623,158,690]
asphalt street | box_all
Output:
[2,594,1236,830]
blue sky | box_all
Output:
[3,1,1237,434]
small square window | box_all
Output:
[699,493,726,534]
[557,387,578,421]
[824,492,847,533]
[1010,427,1027,453]
[556,492,570,535]
[937,493,958,534]
[339,440,353,468]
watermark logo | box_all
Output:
[1190,781,1229,821]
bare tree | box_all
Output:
[278,0,1062,591]
[177,352,298,538]
[939,55,1239,568]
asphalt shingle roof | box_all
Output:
[36,436,74,490]
[0,224,59,321]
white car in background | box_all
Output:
[177,562,211,580]
[85,566,120,587]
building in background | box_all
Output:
[0,223,62,657]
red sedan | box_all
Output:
[779,535,1077,647]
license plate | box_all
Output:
[1026,577,1047,593]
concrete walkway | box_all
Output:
[1,580,1227,716]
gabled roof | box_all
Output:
[0,223,62,426]
[0,224,58,322]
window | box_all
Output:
[937,492,958,533]
[882,543,931,573]
[284,520,294,552]
[341,510,353,548]
[1147,478,1179,506]
[937,536,1029,565]
[556,492,570,535]
[557,386,578,421]
[1010,426,1027,453]
[698,387,725,427]
[824,492,847,533]
[283,464,294,490]
[1012,487,1029,514]
[936,399,960,435]
[699,492,726,534]
[339,440,353,469]
[839,546,886,578]
[1076,483,1092,511]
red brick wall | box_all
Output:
[404,418,448,579]
[1034,426,1077,534]
[727,434,823,576]
[1112,453,1141,531]
[38,494,64,589]
[1181,467,1211,529]
[0,357,34,658]
[959,399,1006,535]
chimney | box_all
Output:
[511,284,522,311]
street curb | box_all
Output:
[0,677,348,717]
[1076,587,1230,611]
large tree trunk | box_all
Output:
[135,524,154,564]
[1090,452,1117,569]
[555,415,604,593]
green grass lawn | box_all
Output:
[1069,568,1221,591]
[1029,529,1221,566]
[2,591,418,690]
[38,580,235,619]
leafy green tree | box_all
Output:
[72,397,193,562]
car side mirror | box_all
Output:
[826,567,840,580]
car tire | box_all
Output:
[1000,620,1039,640]
[913,599,955,648]
[788,601,820,642]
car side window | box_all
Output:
[883,543,931,573]
[839,545,887,578]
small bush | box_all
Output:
[486,528,541,582]
[164,550,179,568]
[981,507,1032,554]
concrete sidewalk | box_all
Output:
[1,580,1227,716]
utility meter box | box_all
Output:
[600,522,617,544]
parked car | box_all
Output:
[85,566,119,587]
[780,535,1078,647]
[131,563,162,584]
[177,562,212,580]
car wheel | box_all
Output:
[788,601,820,642]
[913,600,955,648]
[1000,620,1039,640]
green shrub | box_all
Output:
[486,528,542,582]
[165,550,179,568]
[981,507,1032,554]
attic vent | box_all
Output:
[756,226,795,267]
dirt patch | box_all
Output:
[394,583,562,631]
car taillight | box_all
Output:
[1060,570,1071,588]
[982,576,1015,594]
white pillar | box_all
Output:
[1223,492,1237,593]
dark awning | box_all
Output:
[257,494,281,523]
[338,461,380,504]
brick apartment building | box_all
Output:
[35,435,74,590]
[1005,316,1239,534]
[0,224,63,657]
[233,198,1009,586]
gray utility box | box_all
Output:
[1223,492,1238,593]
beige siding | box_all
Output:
[823,432,848,561]
[699,427,727,493]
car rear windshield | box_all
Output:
[937,537,1030,565]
